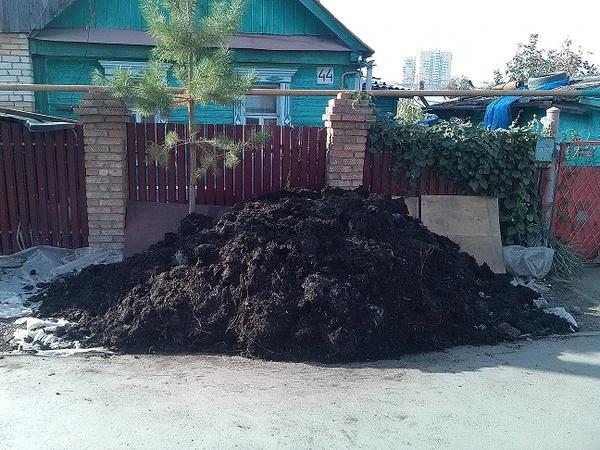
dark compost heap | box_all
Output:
[33,189,571,361]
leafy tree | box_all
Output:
[481,69,507,89]
[504,33,599,82]
[95,0,257,213]
[442,75,475,90]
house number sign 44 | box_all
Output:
[317,67,334,85]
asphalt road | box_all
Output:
[1,333,599,450]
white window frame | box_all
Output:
[98,60,171,123]
[234,68,298,126]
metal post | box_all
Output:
[541,107,561,231]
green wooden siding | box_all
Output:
[33,0,368,125]
[47,0,333,36]
[48,0,146,29]
[35,57,100,117]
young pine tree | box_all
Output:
[95,0,257,213]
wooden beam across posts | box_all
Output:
[1,84,600,98]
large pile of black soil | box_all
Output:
[33,189,571,361]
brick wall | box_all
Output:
[0,33,34,112]
[323,92,375,189]
[75,91,129,251]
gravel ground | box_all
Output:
[0,319,19,353]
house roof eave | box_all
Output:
[298,0,374,58]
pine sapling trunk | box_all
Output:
[188,98,196,214]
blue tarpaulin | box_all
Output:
[483,78,570,130]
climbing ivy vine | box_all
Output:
[368,116,543,245]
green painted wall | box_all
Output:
[47,0,333,36]
[34,57,101,117]
[48,0,146,29]
[34,0,366,124]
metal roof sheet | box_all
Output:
[31,28,355,52]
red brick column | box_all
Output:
[75,91,129,251]
[322,92,376,189]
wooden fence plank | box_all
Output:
[308,127,317,188]
[234,125,244,204]
[205,125,216,205]
[215,125,226,206]
[136,123,148,201]
[272,125,281,192]
[3,123,21,252]
[43,130,60,247]
[253,128,262,196]
[11,124,33,249]
[225,125,235,206]
[22,128,41,247]
[65,129,82,248]
[127,123,137,201]
[75,126,89,246]
[262,128,272,194]
[244,126,253,199]
[317,128,327,189]
[156,124,167,203]
[166,123,177,203]
[146,123,157,202]
[54,130,71,247]
[34,131,51,246]
[0,124,12,253]
[299,127,308,188]
[380,147,391,195]
[290,127,300,188]
[281,126,291,190]
[176,124,186,204]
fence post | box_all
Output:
[540,106,561,231]
[75,90,129,252]
[322,92,375,189]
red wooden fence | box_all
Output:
[127,123,327,206]
[363,143,464,196]
[0,123,88,255]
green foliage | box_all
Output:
[527,234,584,280]
[368,116,543,245]
[95,0,257,212]
[396,99,424,125]
[547,239,584,280]
[442,75,475,90]
[504,33,599,82]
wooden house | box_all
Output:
[0,0,374,126]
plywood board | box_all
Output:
[420,195,505,274]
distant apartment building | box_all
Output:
[401,57,417,89]
[419,50,452,90]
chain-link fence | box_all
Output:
[552,141,600,262]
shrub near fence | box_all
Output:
[365,117,543,245]
[127,123,327,206]
[0,122,88,255]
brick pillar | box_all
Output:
[75,91,129,251]
[0,33,34,111]
[322,92,376,189]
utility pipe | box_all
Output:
[3,84,600,98]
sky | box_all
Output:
[319,0,600,86]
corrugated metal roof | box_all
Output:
[429,77,600,111]
[0,108,78,131]
[31,28,355,52]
